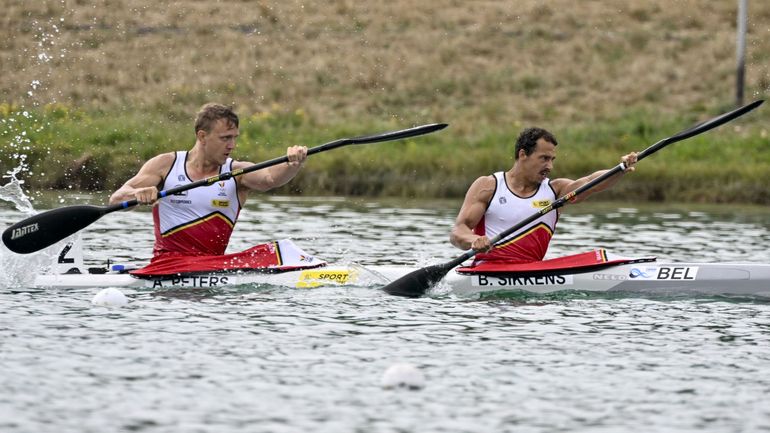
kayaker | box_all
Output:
[450,127,637,264]
[108,103,308,274]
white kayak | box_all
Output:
[32,240,770,299]
[447,260,770,299]
[33,260,770,299]
[35,264,405,290]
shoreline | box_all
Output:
[1,106,768,204]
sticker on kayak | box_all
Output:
[296,269,358,288]
[149,275,231,289]
[472,274,574,287]
[628,266,699,280]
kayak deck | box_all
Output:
[446,261,770,299]
[32,239,770,298]
[34,261,770,300]
[34,265,408,290]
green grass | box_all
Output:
[1,104,768,203]
[2,1,769,205]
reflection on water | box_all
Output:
[2,195,770,432]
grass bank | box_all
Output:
[1,1,769,203]
[1,103,768,204]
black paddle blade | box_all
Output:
[382,262,453,298]
[350,123,448,144]
[2,205,108,254]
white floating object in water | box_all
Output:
[381,363,425,390]
[91,288,128,307]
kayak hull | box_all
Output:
[34,265,405,290]
[447,262,770,299]
[34,261,770,299]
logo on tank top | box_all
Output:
[178,175,185,181]
[217,181,228,197]
[499,197,507,205]
[170,185,191,203]
[532,199,551,208]
[171,185,188,197]
[211,199,230,208]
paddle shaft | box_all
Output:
[3,123,448,254]
[113,123,448,211]
[447,99,765,267]
[383,99,764,297]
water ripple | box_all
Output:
[2,199,770,432]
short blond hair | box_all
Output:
[194,103,239,133]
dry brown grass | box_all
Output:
[2,0,769,130]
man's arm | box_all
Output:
[236,145,308,192]
[109,153,175,205]
[551,152,637,204]
[450,176,496,251]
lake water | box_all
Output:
[1,193,770,433]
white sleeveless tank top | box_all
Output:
[473,171,558,263]
[151,151,241,256]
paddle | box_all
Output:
[3,123,448,254]
[383,99,765,298]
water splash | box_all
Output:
[0,15,74,290]
[2,145,90,288]
[1,166,35,214]
[1,16,67,183]
[1,170,39,288]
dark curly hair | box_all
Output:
[514,127,558,159]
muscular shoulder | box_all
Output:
[466,175,497,202]
[548,177,574,197]
[120,152,176,190]
[231,160,253,171]
[143,152,176,174]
